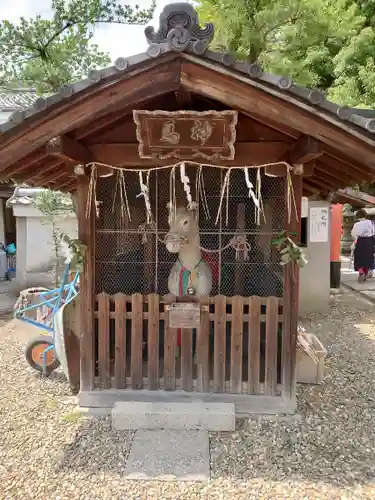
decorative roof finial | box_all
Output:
[145,2,214,56]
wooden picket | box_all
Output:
[131,293,143,389]
[248,296,261,394]
[213,295,227,393]
[98,292,110,389]
[94,293,284,395]
[230,296,244,394]
[163,298,176,391]
[114,293,126,389]
[197,296,210,392]
[147,293,160,390]
[265,296,279,396]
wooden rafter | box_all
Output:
[74,92,179,141]
[74,108,134,140]
[174,88,192,108]
[0,149,46,180]
[56,177,76,190]
[88,142,290,167]
[305,177,331,193]
[303,182,320,194]
[46,135,92,164]
[26,159,65,183]
[39,168,69,186]
[322,154,375,182]
[315,161,358,186]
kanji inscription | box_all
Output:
[133,110,238,161]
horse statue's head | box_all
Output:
[164,203,199,254]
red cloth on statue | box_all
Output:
[202,251,219,283]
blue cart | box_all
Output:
[14,264,79,376]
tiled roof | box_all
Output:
[337,188,375,205]
[0,90,38,126]
[0,90,38,111]
[6,187,73,207]
[0,3,374,139]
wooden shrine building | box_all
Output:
[1,3,375,414]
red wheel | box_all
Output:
[25,335,60,375]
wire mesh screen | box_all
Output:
[95,166,286,297]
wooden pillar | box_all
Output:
[75,175,95,391]
[282,173,302,399]
[330,203,343,288]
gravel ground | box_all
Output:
[1,290,375,499]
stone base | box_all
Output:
[112,401,235,431]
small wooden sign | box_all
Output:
[133,110,238,161]
[168,302,201,329]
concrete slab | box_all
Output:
[112,401,235,431]
[363,291,375,301]
[339,258,375,304]
[124,429,210,481]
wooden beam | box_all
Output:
[46,135,92,164]
[0,55,181,170]
[181,61,375,171]
[293,162,315,176]
[288,135,322,165]
[88,142,289,167]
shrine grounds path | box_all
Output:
[1,288,375,499]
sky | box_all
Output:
[1,0,180,62]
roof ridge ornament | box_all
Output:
[145,2,214,56]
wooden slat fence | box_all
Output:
[93,293,285,395]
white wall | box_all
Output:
[25,215,77,272]
[299,200,331,313]
[12,204,77,286]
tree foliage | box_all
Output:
[36,189,75,285]
[0,0,156,93]
[198,0,375,107]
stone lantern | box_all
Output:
[341,204,355,255]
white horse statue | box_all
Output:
[164,204,212,298]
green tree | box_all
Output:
[328,27,375,108]
[354,0,375,26]
[0,0,156,93]
[198,0,365,92]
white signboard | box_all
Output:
[301,197,308,218]
[309,206,329,243]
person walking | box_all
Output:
[351,209,375,282]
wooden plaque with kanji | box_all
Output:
[133,110,238,161]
